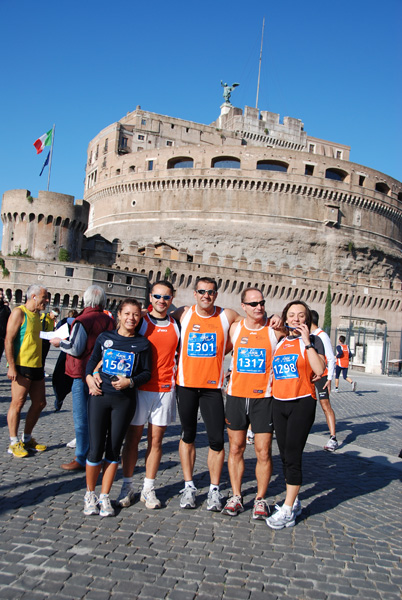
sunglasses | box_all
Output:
[151,294,172,300]
[196,289,216,296]
[243,300,266,307]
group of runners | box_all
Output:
[5,277,357,530]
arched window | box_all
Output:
[167,157,194,169]
[375,182,390,195]
[53,293,60,307]
[212,156,241,169]
[325,168,347,182]
[257,160,288,173]
[63,294,70,307]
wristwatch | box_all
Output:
[129,378,134,388]
[304,343,314,350]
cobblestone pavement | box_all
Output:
[0,352,401,600]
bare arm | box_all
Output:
[5,308,24,381]
[171,305,190,323]
[224,308,241,326]
[298,323,326,377]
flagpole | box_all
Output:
[255,17,265,110]
[47,124,55,191]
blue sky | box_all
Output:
[0,0,401,213]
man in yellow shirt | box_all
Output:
[5,284,49,458]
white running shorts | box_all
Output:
[130,389,176,427]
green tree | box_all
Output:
[323,283,332,336]
[164,267,172,280]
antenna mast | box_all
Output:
[255,17,265,109]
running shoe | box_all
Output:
[23,438,47,452]
[116,481,136,507]
[207,488,224,512]
[266,504,295,529]
[83,491,99,516]
[140,487,161,509]
[179,486,197,509]
[274,498,302,517]
[221,495,244,516]
[246,434,255,445]
[352,382,357,392]
[292,497,302,517]
[66,438,76,448]
[99,494,115,517]
[252,497,269,520]
[334,388,339,393]
[324,437,339,452]
[8,441,29,458]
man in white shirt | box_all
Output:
[310,310,338,452]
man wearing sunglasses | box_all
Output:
[116,280,180,509]
[173,277,241,512]
[222,287,284,519]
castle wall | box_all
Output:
[1,190,89,261]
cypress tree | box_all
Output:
[323,283,332,335]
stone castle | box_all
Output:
[1,103,401,370]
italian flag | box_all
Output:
[33,129,52,154]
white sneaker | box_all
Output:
[83,491,99,516]
[246,434,255,445]
[292,497,302,517]
[179,486,197,509]
[116,481,136,507]
[324,437,339,452]
[66,438,76,448]
[140,487,161,509]
[352,382,357,392]
[266,504,295,529]
[99,494,115,517]
[334,388,339,393]
[207,487,224,512]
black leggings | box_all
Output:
[87,392,136,464]
[273,396,316,486]
[176,386,225,452]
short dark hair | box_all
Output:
[281,300,312,330]
[311,310,319,326]
[151,280,174,295]
[118,298,142,313]
[241,287,262,304]
[339,335,346,343]
[194,277,217,292]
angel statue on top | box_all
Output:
[221,81,239,105]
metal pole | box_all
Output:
[47,124,55,192]
[255,17,265,109]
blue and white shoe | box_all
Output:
[266,504,295,529]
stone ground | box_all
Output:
[0,349,401,600]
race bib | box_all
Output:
[236,347,266,374]
[102,349,134,377]
[187,332,217,357]
[273,354,299,380]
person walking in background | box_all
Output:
[5,285,49,458]
[0,288,11,363]
[310,310,338,452]
[334,335,357,392]
[50,286,114,471]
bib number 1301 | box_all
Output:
[272,354,299,380]
[187,332,217,357]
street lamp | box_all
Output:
[348,284,357,346]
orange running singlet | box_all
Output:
[336,343,350,368]
[272,337,316,401]
[227,319,278,398]
[138,314,180,392]
[176,306,229,389]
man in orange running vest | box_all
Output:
[173,277,241,512]
[116,280,180,510]
[335,335,357,392]
[222,287,284,519]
